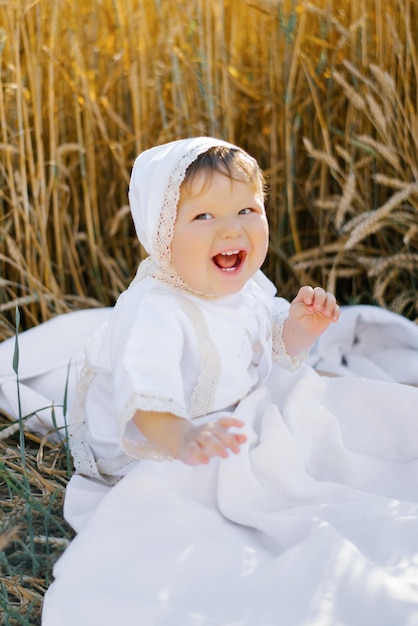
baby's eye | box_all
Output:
[194,213,212,220]
[239,207,254,215]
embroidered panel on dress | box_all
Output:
[178,296,221,418]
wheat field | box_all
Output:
[0,0,417,623]
[0,0,417,343]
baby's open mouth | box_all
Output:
[212,250,245,272]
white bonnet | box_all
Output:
[128,136,240,262]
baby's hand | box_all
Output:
[178,417,247,466]
[288,286,340,340]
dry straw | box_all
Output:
[0,0,417,335]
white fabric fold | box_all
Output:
[42,365,418,626]
[308,304,418,384]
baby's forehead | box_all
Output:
[179,167,261,203]
[182,161,262,194]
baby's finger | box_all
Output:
[295,285,314,305]
[215,417,246,430]
[312,287,327,309]
[322,293,338,319]
[183,441,210,466]
[312,288,339,318]
[196,428,231,458]
[216,424,247,454]
[232,432,248,447]
[214,418,248,452]
[329,300,340,322]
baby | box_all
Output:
[69,136,339,481]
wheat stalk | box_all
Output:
[344,185,417,250]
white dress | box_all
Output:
[67,271,294,488]
[37,272,418,626]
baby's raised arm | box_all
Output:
[282,286,340,357]
[133,410,247,466]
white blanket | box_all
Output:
[308,304,418,385]
[1,305,418,626]
[0,308,111,435]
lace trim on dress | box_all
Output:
[69,369,175,485]
[178,297,221,417]
[69,366,107,482]
[272,310,309,371]
[118,392,185,460]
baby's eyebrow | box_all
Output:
[178,200,210,216]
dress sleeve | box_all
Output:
[271,296,309,371]
[109,288,194,456]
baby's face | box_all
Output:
[171,170,269,297]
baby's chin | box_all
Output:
[167,261,254,299]
[184,279,249,300]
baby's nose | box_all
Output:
[219,217,243,238]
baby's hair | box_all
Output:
[182,145,266,199]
